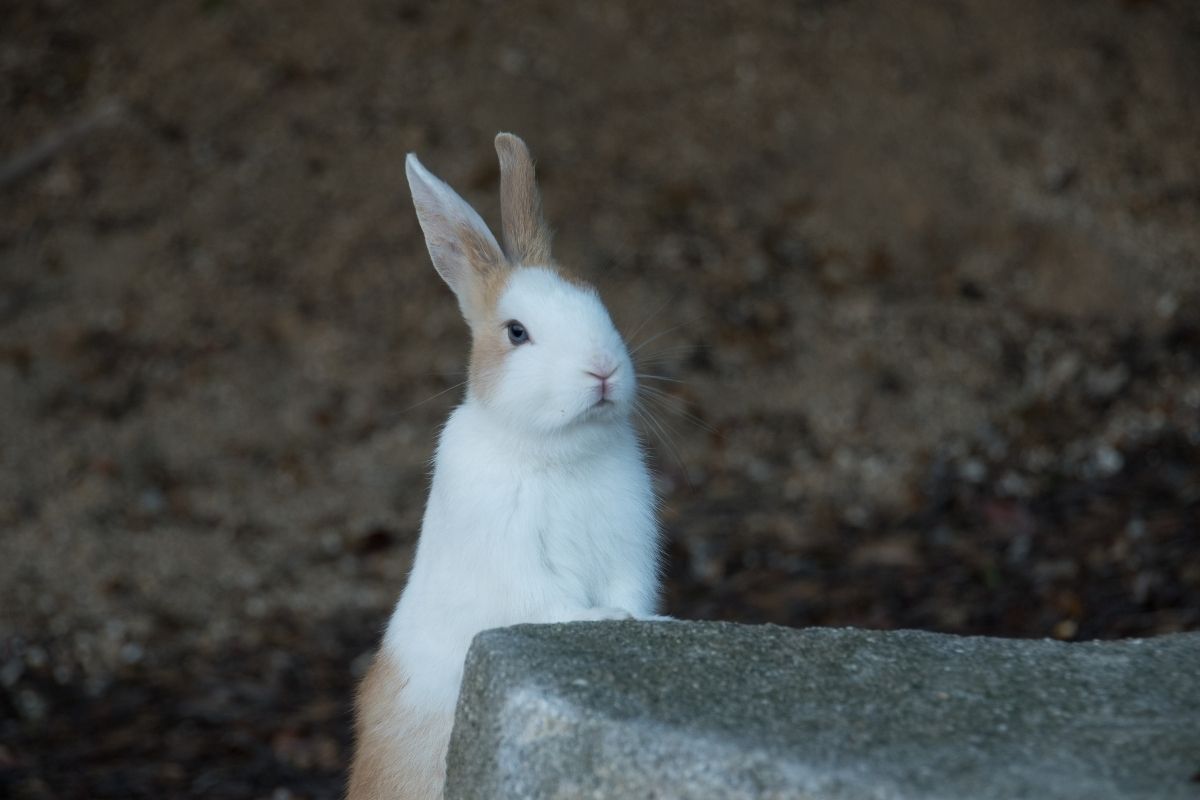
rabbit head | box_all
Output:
[405,133,635,436]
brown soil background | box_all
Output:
[2,1,1199,797]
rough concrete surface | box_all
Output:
[446,622,1200,800]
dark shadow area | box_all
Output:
[2,613,373,799]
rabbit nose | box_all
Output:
[587,363,618,400]
[586,365,617,381]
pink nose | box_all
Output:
[587,365,617,381]
[587,364,618,399]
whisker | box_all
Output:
[625,288,683,349]
[630,315,707,357]
[646,406,694,488]
[633,402,691,486]
[636,383,677,401]
[639,343,714,356]
[636,384,696,404]
[637,394,689,448]
[642,403,714,441]
[381,379,469,421]
[649,401,690,453]
[634,343,712,368]
[636,374,687,384]
[395,370,468,379]
[637,386,721,436]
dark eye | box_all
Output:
[506,321,529,346]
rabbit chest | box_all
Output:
[407,402,652,612]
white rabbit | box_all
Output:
[347,133,662,800]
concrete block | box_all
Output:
[445,621,1200,799]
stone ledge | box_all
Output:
[445,621,1200,800]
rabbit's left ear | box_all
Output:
[406,153,507,324]
[495,133,553,265]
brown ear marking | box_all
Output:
[457,221,510,324]
[495,132,553,266]
[456,223,507,275]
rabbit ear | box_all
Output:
[406,153,508,323]
[495,133,553,265]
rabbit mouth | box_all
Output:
[580,395,621,421]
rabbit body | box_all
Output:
[347,135,661,800]
[390,396,658,707]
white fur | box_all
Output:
[383,390,658,715]
[364,150,662,798]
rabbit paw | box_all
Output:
[555,606,633,623]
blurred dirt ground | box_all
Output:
[1,1,1199,797]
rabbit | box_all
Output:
[346,133,663,800]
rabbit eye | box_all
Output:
[506,321,530,346]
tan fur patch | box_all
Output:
[466,265,512,402]
[347,652,452,800]
[544,262,592,291]
[452,220,507,324]
[457,224,505,278]
[495,133,553,265]
[468,332,507,402]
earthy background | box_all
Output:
[2,1,1198,797]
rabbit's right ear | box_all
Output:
[406,154,507,324]
[495,133,552,265]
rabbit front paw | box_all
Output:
[555,606,633,623]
